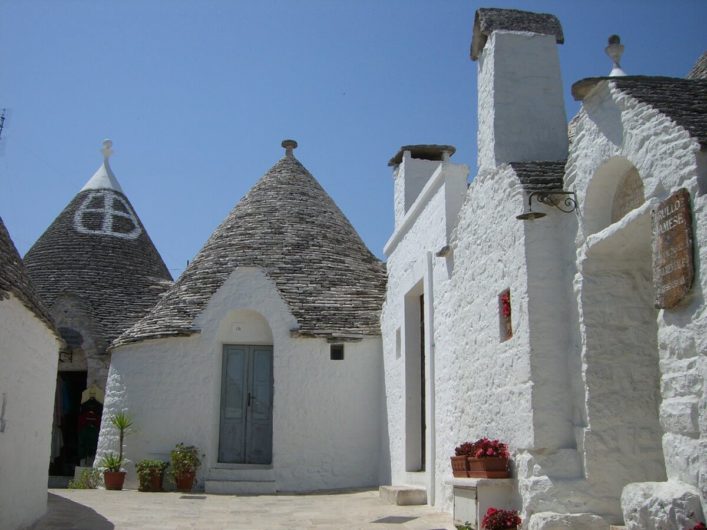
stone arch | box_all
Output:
[575,200,666,518]
[583,157,645,236]
[217,309,273,345]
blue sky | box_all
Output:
[1,0,705,277]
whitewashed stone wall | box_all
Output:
[566,80,707,527]
[0,295,59,530]
[381,156,468,505]
[97,267,382,492]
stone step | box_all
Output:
[207,465,274,482]
[379,485,427,506]
[205,479,277,495]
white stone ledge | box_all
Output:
[444,477,515,488]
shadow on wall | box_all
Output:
[30,493,114,530]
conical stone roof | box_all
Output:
[23,140,173,349]
[0,216,58,335]
[113,144,386,348]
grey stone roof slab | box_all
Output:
[0,216,59,336]
[113,154,386,348]
[24,187,173,350]
[572,76,707,147]
[471,8,564,60]
[388,145,456,167]
[687,52,707,80]
[510,161,566,192]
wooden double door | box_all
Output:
[218,345,273,464]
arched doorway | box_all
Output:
[576,158,666,513]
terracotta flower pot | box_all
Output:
[175,471,195,493]
[467,456,509,478]
[138,473,164,492]
[104,470,126,490]
[450,455,470,477]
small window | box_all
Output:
[499,289,512,342]
[330,344,344,360]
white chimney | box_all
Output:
[388,144,455,229]
[471,8,568,172]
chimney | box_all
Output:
[388,144,456,228]
[471,8,568,172]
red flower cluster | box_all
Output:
[500,291,511,318]
[454,442,476,456]
[692,523,706,530]
[482,507,521,530]
[472,437,509,459]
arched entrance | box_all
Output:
[217,310,273,465]
[577,159,666,512]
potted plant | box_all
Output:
[100,453,125,490]
[99,411,134,490]
[136,459,169,492]
[451,442,475,477]
[467,437,510,478]
[170,443,201,492]
[481,507,521,530]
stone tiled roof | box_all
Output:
[471,8,564,60]
[0,216,58,335]
[510,161,566,192]
[388,145,456,167]
[113,154,387,348]
[24,187,173,350]
[572,76,707,147]
[687,52,707,80]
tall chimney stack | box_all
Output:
[471,8,568,172]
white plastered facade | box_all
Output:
[0,295,59,530]
[381,25,705,530]
[97,267,383,492]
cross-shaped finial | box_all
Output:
[101,138,114,159]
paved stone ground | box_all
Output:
[31,489,455,530]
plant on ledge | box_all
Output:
[472,438,509,459]
[691,523,706,530]
[451,442,476,477]
[481,507,521,530]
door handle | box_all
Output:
[247,392,252,407]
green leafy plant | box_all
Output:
[456,522,474,530]
[136,459,169,491]
[99,452,123,472]
[110,411,134,465]
[68,468,101,489]
[170,443,202,478]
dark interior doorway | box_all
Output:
[49,371,87,477]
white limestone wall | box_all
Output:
[566,81,707,524]
[98,267,382,491]
[0,296,59,530]
[477,31,568,172]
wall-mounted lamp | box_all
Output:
[516,191,578,221]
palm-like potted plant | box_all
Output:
[170,443,201,492]
[99,411,134,490]
[136,459,169,492]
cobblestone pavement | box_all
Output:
[31,489,455,530]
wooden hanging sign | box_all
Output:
[652,188,694,309]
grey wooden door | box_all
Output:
[218,345,273,464]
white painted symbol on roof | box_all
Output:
[73,190,142,240]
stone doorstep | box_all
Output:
[204,479,277,495]
[609,526,627,530]
[379,485,427,506]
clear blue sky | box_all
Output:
[1,0,704,277]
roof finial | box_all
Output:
[281,139,298,158]
[605,35,626,77]
[101,138,114,160]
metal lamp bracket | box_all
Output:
[527,190,578,213]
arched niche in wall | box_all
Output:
[217,309,273,345]
[583,157,645,236]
